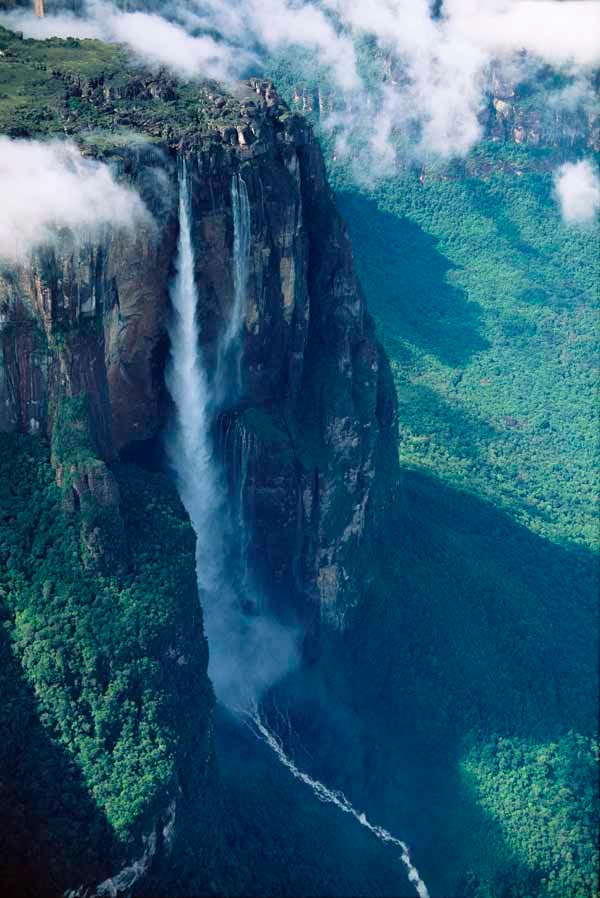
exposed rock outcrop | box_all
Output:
[293,51,600,153]
[481,74,600,152]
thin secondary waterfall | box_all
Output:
[166,161,429,898]
[76,802,176,898]
[227,171,251,350]
[216,171,251,402]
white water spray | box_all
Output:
[245,707,430,898]
[94,821,158,898]
[165,161,224,591]
[166,160,296,708]
[68,802,177,898]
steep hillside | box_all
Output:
[0,431,217,895]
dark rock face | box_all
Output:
[207,119,399,630]
[0,179,177,456]
[0,82,398,633]
[175,105,398,631]
[0,39,401,891]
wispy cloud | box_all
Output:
[0,137,150,264]
[0,1,255,79]
[1,0,598,164]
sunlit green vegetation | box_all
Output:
[328,148,599,549]
[261,50,600,579]
[329,144,600,895]
[462,732,599,898]
[266,49,599,547]
[0,28,124,135]
[0,432,212,848]
[0,26,250,145]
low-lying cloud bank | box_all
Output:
[1,0,599,164]
[553,159,600,225]
[0,138,150,264]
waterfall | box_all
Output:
[165,161,428,898]
[67,802,177,898]
[165,160,296,709]
[216,171,251,403]
[95,851,152,898]
[227,171,251,350]
[216,413,253,593]
[245,708,430,898]
[165,162,224,599]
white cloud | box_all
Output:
[547,75,598,114]
[7,0,358,86]
[0,10,100,39]
[449,0,600,69]
[1,0,598,162]
[105,10,244,81]
[553,159,600,225]
[0,138,150,265]
[321,0,600,158]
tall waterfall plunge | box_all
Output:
[165,163,430,898]
[165,162,224,605]
[165,163,297,709]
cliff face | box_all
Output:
[183,100,398,630]
[0,75,398,632]
[0,41,398,888]
[481,69,600,152]
[289,57,600,154]
[0,157,176,455]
